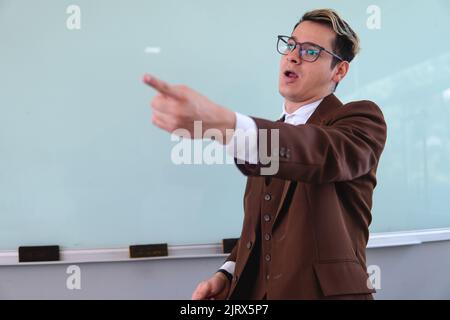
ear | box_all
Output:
[332,61,350,85]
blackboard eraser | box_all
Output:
[222,238,239,254]
[18,245,60,263]
[129,243,168,258]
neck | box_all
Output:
[285,92,332,114]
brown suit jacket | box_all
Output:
[226,94,387,299]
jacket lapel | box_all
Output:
[306,93,343,126]
[272,94,343,229]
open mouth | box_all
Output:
[284,70,299,79]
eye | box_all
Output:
[305,49,319,56]
[286,40,296,51]
[287,44,296,51]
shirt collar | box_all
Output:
[280,98,324,125]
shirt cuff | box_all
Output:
[225,112,258,164]
[219,261,236,275]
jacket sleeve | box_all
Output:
[225,240,239,263]
[234,101,387,184]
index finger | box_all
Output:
[142,74,184,100]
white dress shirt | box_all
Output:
[220,98,323,276]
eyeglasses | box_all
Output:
[277,35,344,63]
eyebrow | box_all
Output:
[289,37,325,52]
[290,35,325,49]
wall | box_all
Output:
[1,240,449,299]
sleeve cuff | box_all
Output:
[220,261,236,275]
[225,112,258,164]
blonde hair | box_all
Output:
[295,9,360,66]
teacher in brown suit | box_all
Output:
[143,8,387,300]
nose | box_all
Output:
[286,49,301,65]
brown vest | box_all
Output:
[244,176,293,299]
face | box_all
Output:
[279,21,345,109]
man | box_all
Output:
[143,8,387,300]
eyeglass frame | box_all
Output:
[277,35,345,63]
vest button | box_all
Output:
[266,274,270,280]
[280,147,286,157]
[264,233,271,241]
[265,254,271,262]
[264,194,272,201]
[264,214,271,222]
[246,241,252,249]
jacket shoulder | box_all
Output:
[343,100,384,114]
[328,99,386,123]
